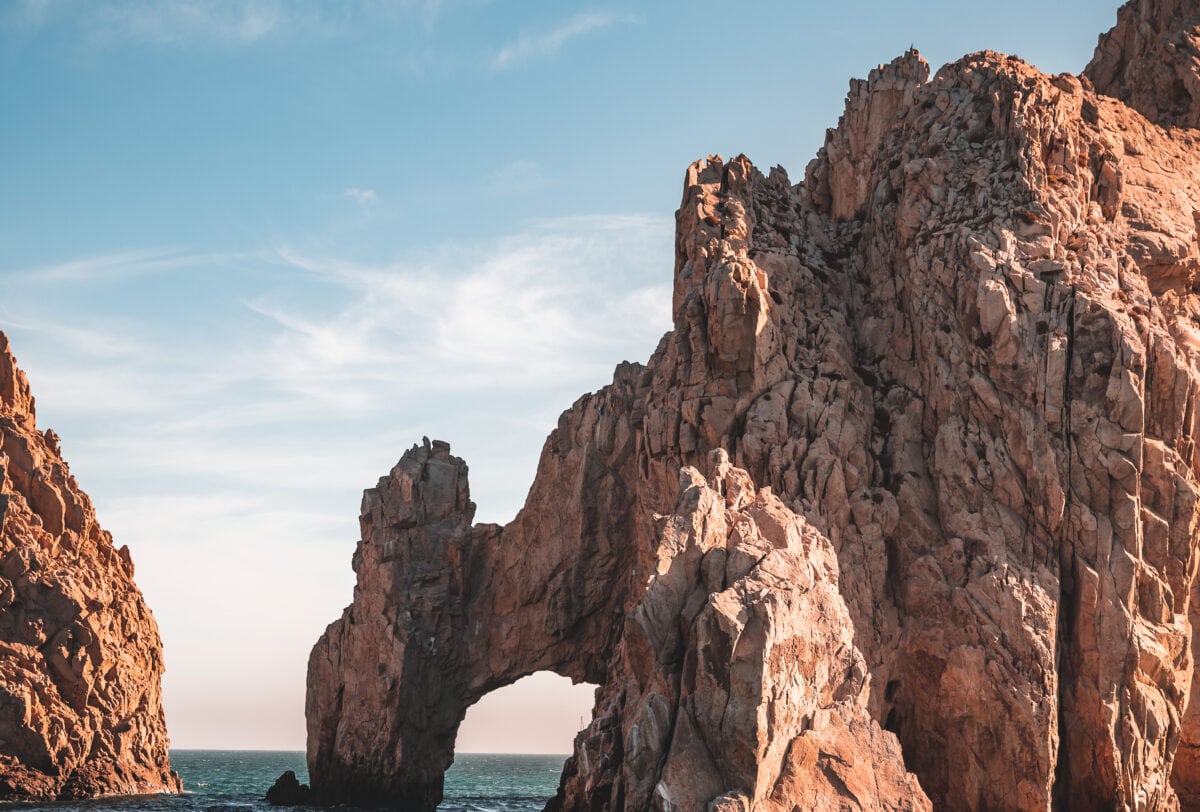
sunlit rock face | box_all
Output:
[306,0,1200,808]
[0,333,180,801]
[1085,0,1200,129]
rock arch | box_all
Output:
[305,435,644,809]
[304,3,1200,806]
[305,439,925,811]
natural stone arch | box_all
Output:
[305,435,649,809]
[304,438,926,811]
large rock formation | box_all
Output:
[306,440,927,810]
[0,333,180,800]
[305,0,1200,809]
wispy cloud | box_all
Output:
[93,0,284,44]
[4,0,450,47]
[493,12,620,70]
[4,247,237,284]
[260,214,672,395]
[344,186,379,209]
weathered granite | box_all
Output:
[305,0,1200,809]
[0,332,180,800]
[1085,0,1200,129]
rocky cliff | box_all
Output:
[0,333,180,800]
[303,0,1200,809]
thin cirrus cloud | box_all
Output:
[3,211,675,469]
[492,12,626,70]
[260,213,673,397]
[6,0,288,44]
[4,0,448,46]
[6,247,223,284]
[344,187,379,208]
[94,0,283,44]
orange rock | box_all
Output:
[0,333,179,801]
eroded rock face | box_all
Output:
[1085,0,1200,129]
[308,1,1200,809]
[550,451,928,812]
[0,333,180,801]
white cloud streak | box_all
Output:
[344,187,379,209]
[260,214,672,396]
[493,12,619,70]
[4,248,221,284]
[5,0,449,47]
[93,0,285,44]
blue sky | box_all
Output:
[1,0,1122,751]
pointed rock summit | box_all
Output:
[304,0,1200,809]
[0,333,179,801]
[1086,0,1200,128]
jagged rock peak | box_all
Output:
[361,437,474,532]
[805,48,929,220]
[1086,0,1200,128]
[0,332,35,424]
[0,331,180,801]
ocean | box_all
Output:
[0,751,567,811]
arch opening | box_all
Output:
[446,672,598,804]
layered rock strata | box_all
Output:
[306,1,1200,809]
[0,333,179,800]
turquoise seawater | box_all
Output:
[0,751,566,811]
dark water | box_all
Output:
[0,751,566,811]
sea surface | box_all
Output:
[0,751,567,811]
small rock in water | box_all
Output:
[265,770,313,806]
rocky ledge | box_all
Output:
[0,333,180,800]
[301,0,1200,809]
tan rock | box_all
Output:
[306,2,1200,809]
[0,332,180,801]
[1085,0,1200,130]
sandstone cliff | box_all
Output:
[303,0,1200,809]
[0,333,180,800]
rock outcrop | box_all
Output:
[306,1,1200,809]
[551,451,928,812]
[0,332,180,800]
[265,769,313,805]
[1085,0,1200,129]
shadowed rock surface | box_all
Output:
[306,0,1200,809]
[0,333,180,801]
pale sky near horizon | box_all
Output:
[1,0,1122,753]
